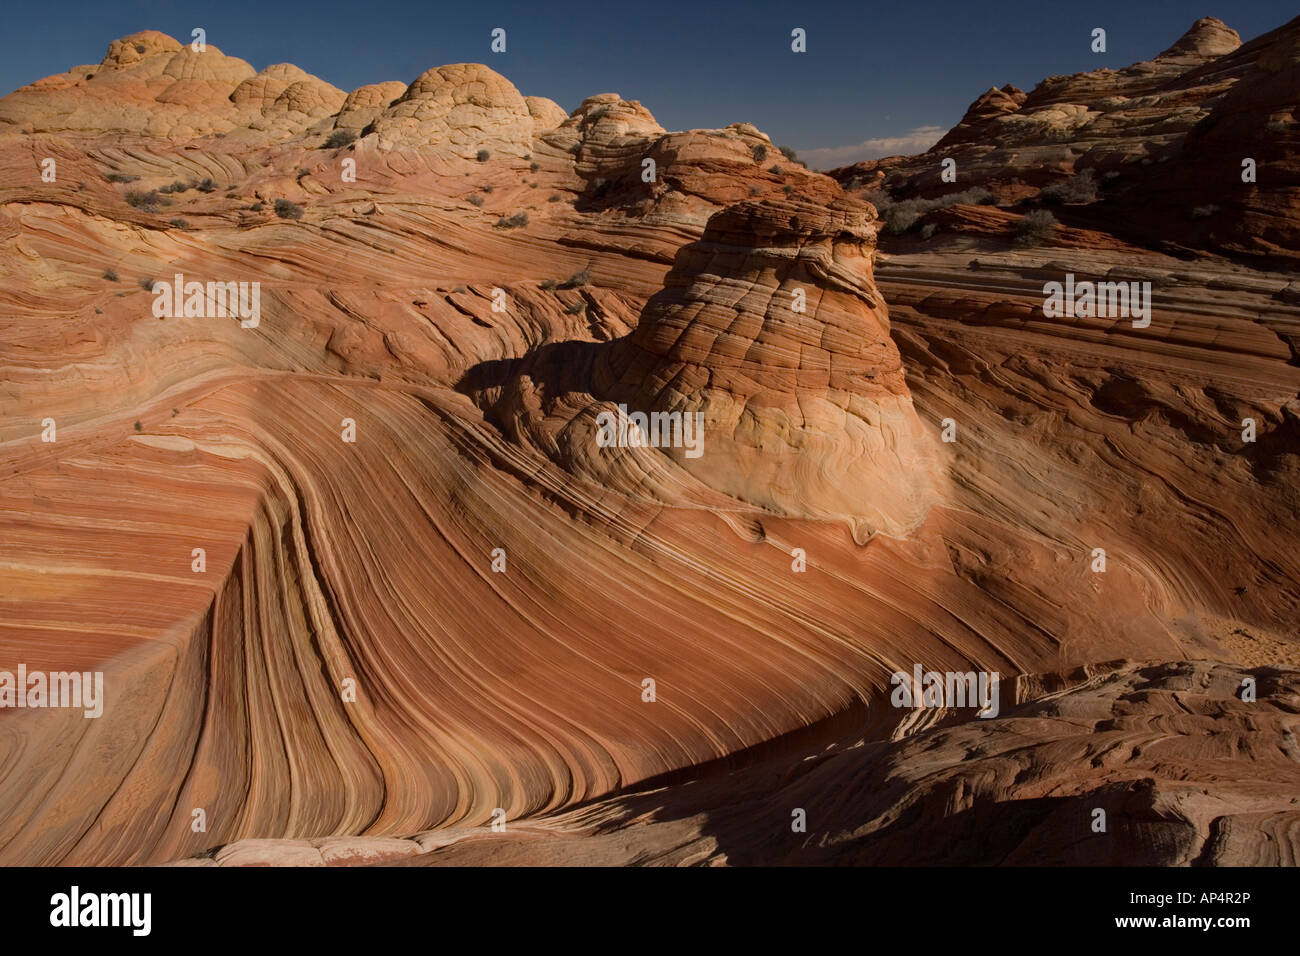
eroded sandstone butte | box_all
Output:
[468,197,940,542]
[0,24,1297,866]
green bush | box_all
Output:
[752,144,768,163]
[495,212,528,229]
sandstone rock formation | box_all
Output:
[0,23,1297,868]
[468,197,941,539]
[192,660,1300,866]
[833,16,1300,266]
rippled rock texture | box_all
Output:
[833,16,1300,267]
[1,24,1297,866]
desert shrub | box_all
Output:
[749,186,761,196]
[196,177,217,193]
[1038,169,1098,205]
[752,144,768,163]
[274,199,303,219]
[530,161,540,172]
[884,205,921,234]
[103,268,119,281]
[540,279,561,290]
[476,149,491,162]
[1014,209,1058,246]
[495,212,528,229]
[920,223,938,240]
[548,193,563,202]
[468,194,485,207]
[875,186,996,235]
[954,187,994,204]
[248,201,265,212]
[323,129,357,149]
[133,420,142,431]
[159,180,190,194]
[560,269,590,289]
[105,173,139,183]
[564,300,587,314]
[125,189,168,210]
[1191,204,1220,219]
[769,164,783,175]
[482,185,494,194]
[139,276,157,290]
[777,145,799,164]
[169,218,188,229]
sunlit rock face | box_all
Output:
[594,198,940,540]
[0,22,1297,868]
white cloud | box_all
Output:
[800,126,947,170]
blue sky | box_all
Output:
[0,1,1289,167]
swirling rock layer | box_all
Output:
[0,27,1297,866]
